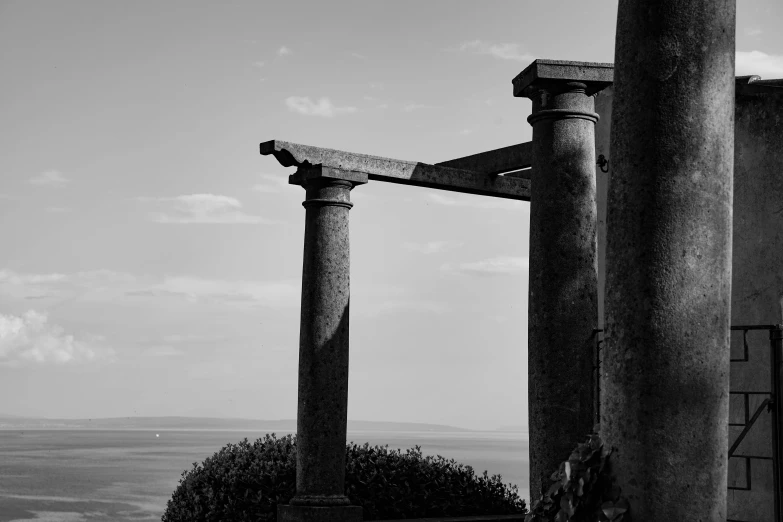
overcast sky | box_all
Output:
[0,0,781,431]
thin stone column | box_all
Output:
[602,0,735,519]
[513,60,612,495]
[278,166,366,522]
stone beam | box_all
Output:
[436,142,533,177]
[260,140,530,201]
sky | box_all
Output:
[0,1,782,431]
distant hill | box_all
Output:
[0,416,479,432]
[494,424,528,432]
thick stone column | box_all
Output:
[602,1,735,520]
[278,166,366,522]
[513,60,613,495]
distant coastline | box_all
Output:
[0,415,528,434]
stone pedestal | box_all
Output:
[284,165,367,522]
[513,60,613,495]
[602,1,735,519]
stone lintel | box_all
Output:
[261,140,530,201]
[513,59,614,97]
[436,141,533,176]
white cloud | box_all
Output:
[403,240,464,254]
[736,50,783,79]
[425,193,524,210]
[378,103,389,109]
[359,299,448,318]
[351,52,366,59]
[29,170,70,188]
[0,268,302,310]
[285,97,357,117]
[138,193,280,224]
[441,256,529,275]
[252,174,290,193]
[746,28,763,37]
[46,207,71,213]
[459,129,473,136]
[141,345,185,357]
[253,61,265,68]
[403,103,439,112]
[0,310,110,365]
[278,46,292,56]
[457,40,534,62]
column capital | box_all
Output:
[512,59,614,98]
[289,165,368,188]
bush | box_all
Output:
[525,433,628,522]
[162,433,527,521]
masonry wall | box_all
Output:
[593,81,783,522]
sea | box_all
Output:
[0,429,529,522]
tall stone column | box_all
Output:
[602,1,735,520]
[278,166,366,522]
[513,60,613,495]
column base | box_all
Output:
[277,504,363,522]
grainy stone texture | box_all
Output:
[260,139,530,200]
[281,168,365,522]
[602,1,735,520]
[514,60,611,495]
[596,75,783,522]
[278,505,363,522]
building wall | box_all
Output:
[592,79,783,522]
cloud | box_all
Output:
[252,174,290,193]
[137,194,280,224]
[403,240,464,254]
[350,52,366,59]
[253,61,265,68]
[0,268,302,310]
[0,310,110,365]
[29,170,70,188]
[459,129,473,136]
[285,96,358,117]
[425,193,524,210]
[46,207,71,213]
[278,46,292,56]
[441,256,529,275]
[736,50,783,78]
[746,28,763,37]
[141,345,185,357]
[403,103,439,112]
[457,40,534,62]
[359,299,448,318]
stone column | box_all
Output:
[513,60,613,495]
[602,0,735,520]
[278,166,366,522]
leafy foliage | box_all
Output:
[162,433,527,521]
[525,433,629,522]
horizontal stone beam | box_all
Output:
[260,140,530,201]
[435,142,533,176]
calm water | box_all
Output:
[0,430,529,522]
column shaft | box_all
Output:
[279,175,363,522]
[602,0,735,519]
[527,83,599,494]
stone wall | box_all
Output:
[594,79,783,522]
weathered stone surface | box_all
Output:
[260,140,530,200]
[516,60,606,495]
[602,0,735,519]
[513,59,613,98]
[436,142,533,176]
[289,171,365,520]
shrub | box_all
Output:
[525,433,628,522]
[162,433,527,521]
